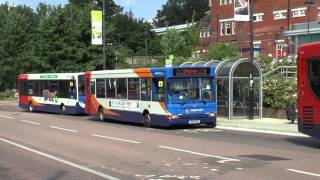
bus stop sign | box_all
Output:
[165,55,174,67]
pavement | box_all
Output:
[217,118,302,136]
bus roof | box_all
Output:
[86,67,215,79]
[18,73,84,80]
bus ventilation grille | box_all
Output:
[302,106,314,123]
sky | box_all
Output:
[0,0,167,21]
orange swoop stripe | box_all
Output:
[29,97,44,106]
[160,102,171,115]
[91,96,120,116]
[133,68,152,78]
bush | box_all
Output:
[0,89,17,100]
[263,78,297,109]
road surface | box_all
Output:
[0,102,319,180]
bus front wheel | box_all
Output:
[143,114,151,128]
[97,107,104,122]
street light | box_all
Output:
[305,0,314,43]
[144,31,149,65]
[115,34,120,69]
[102,0,106,70]
[249,0,255,120]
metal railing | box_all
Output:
[263,66,297,81]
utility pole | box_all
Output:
[249,0,254,120]
[287,0,291,55]
[145,31,148,65]
[102,0,106,70]
[305,0,314,43]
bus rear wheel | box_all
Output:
[60,105,66,115]
[97,107,104,122]
[28,102,33,112]
[143,114,151,128]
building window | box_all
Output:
[220,0,223,5]
[276,40,284,58]
[292,7,306,17]
[274,10,287,20]
[232,21,236,34]
[229,0,233,4]
[253,13,264,22]
[224,0,228,5]
[225,21,231,35]
[220,22,225,35]
[253,41,261,58]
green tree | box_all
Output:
[0,4,38,90]
[206,43,240,61]
[154,0,210,27]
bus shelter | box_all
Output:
[214,59,262,119]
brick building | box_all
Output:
[200,0,320,59]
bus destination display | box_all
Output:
[173,68,210,77]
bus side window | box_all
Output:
[90,81,96,95]
[141,78,151,101]
[152,78,165,102]
[96,79,106,98]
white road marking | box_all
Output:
[217,126,308,137]
[0,137,119,180]
[50,126,78,133]
[0,115,15,119]
[21,120,40,125]
[287,169,320,177]
[92,134,141,144]
[158,146,240,163]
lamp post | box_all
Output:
[249,0,254,120]
[305,0,314,43]
[145,31,149,65]
[102,0,106,70]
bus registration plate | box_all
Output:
[189,120,200,124]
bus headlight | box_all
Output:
[167,115,179,120]
[208,113,216,117]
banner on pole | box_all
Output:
[234,0,250,21]
[91,11,103,45]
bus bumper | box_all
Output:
[169,116,216,127]
[150,114,216,127]
[298,120,320,139]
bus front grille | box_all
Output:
[302,106,314,123]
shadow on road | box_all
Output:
[87,117,213,130]
[286,137,320,149]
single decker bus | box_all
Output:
[297,42,320,139]
[18,73,86,114]
[85,67,217,127]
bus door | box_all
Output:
[78,75,85,105]
[152,78,165,102]
[300,58,320,124]
[85,73,95,113]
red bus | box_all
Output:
[297,42,320,139]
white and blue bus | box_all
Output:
[18,73,85,114]
[85,67,217,127]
